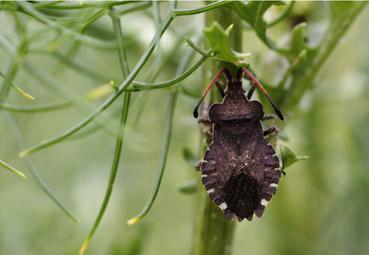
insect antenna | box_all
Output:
[241,67,284,120]
[193,67,226,118]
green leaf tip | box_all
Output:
[127,217,140,226]
[204,21,252,65]
[204,21,239,64]
[280,144,308,170]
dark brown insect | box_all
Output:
[193,67,284,221]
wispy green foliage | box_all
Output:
[0,1,367,255]
[279,1,367,109]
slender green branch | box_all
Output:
[172,0,232,16]
[79,14,132,254]
[79,92,131,255]
[4,114,78,221]
[32,1,139,10]
[110,2,152,17]
[268,1,295,27]
[127,92,177,225]
[111,11,130,77]
[0,159,26,179]
[127,51,211,91]
[0,101,69,113]
[0,40,27,104]
[0,70,35,100]
[186,38,212,56]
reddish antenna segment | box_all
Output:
[193,67,225,118]
[241,67,284,120]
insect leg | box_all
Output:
[263,125,278,137]
[262,114,276,121]
[246,86,255,99]
[264,125,280,152]
[215,80,225,97]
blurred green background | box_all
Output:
[0,1,369,255]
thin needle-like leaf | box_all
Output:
[127,92,177,226]
[80,13,131,255]
[79,92,131,255]
[127,51,211,91]
[0,40,27,104]
[0,101,69,113]
[0,71,35,100]
[0,82,116,113]
[4,114,79,221]
[0,159,26,179]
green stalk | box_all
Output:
[192,6,241,255]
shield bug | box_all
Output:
[193,67,284,221]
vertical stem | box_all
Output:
[192,6,242,255]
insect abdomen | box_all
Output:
[223,172,260,221]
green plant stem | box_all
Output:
[268,1,295,27]
[20,1,231,157]
[192,5,239,255]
